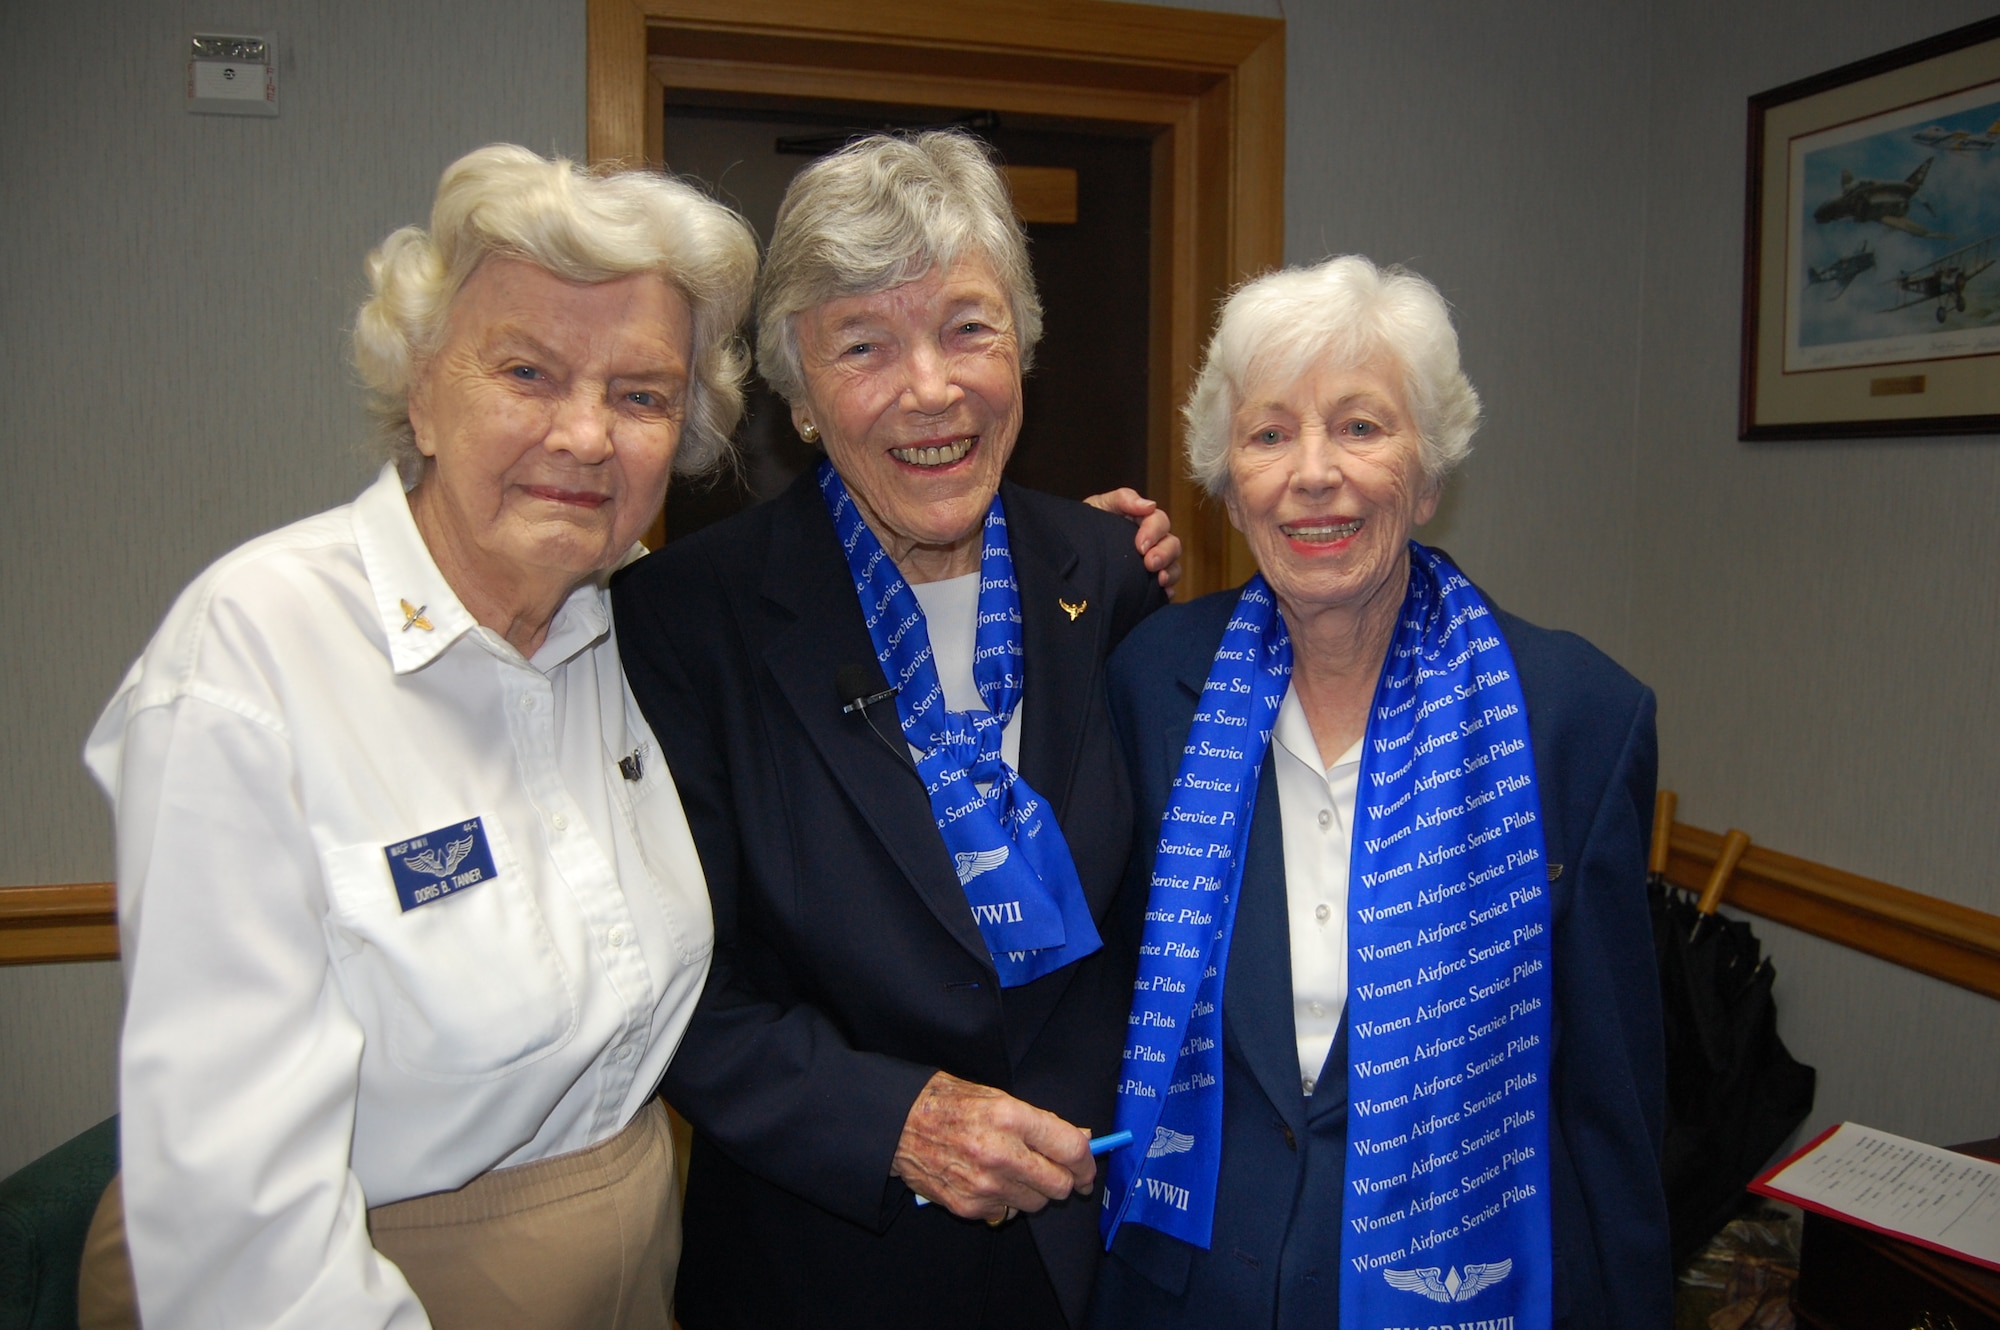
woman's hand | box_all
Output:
[1085,488,1182,597]
[891,1070,1094,1222]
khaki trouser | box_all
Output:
[80,1099,679,1329]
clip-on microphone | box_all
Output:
[835,664,909,768]
[837,664,899,714]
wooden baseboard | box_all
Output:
[6,826,1998,1000]
[1661,825,2000,1002]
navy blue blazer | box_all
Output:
[1088,582,1671,1330]
[612,470,1164,1329]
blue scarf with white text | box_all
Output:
[1104,548,1554,1330]
[820,461,1101,986]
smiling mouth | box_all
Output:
[890,437,975,467]
[1281,519,1363,542]
[525,485,611,509]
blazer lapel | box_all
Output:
[1007,484,1100,830]
[1307,1014,1351,1123]
[987,488,1107,1059]
[1223,752,1312,1135]
[757,477,995,970]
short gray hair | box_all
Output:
[755,131,1043,404]
[353,144,759,479]
[1183,256,1482,496]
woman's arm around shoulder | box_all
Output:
[1004,484,1169,652]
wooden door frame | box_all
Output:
[587,0,1283,596]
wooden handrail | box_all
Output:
[0,882,117,966]
[7,820,2000,1000]
[1658,822,2000,1002]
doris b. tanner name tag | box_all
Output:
[384,817,498,912]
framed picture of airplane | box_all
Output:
[1741,15,2000,438]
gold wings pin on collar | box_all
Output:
[399,599,434,632]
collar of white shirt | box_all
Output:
[349,463,637,676]
[1271,683,1363,777]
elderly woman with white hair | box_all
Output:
[78,144,756,1329]
[1089,256,1671,1329]
[612,131,1177,1328]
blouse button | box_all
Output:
[519,694,535,711]
[1317,809,1332,829]
[551,812,569,832]
[1314,903,1331,923]
[1309,1001,1325,1018]
[1302,1075,1316,1096]
[608,925,629,948]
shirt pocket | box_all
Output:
[321,821,580,1081]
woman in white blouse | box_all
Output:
[78,144,756,1330]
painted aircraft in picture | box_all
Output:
[1806,240,1876,298]
[1911,118,2000,152]
[1882,235,1997,322]
[1813,158,1949,238]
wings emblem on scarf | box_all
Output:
[1384,1260,1512,1303]
[953,847,1009,885]
[1146,1126,1196,1158]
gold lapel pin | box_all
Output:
[399,599,434,633]
[1059,598,1087,621]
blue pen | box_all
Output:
[914,1130,1135,1206]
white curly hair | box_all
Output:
[353,144,759,479]
[1182,256,1482,496]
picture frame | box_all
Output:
[1741,16,2000,440]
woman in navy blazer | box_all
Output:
[614,132,1174,1330]
[1088,258,1670,1329]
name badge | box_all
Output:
[384,817,499,912]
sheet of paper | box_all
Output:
[1752,1121,2000,1272]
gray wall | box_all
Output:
[0,0,583,1179]
[1627,0,2000,1148]
[6,0,1996,1180]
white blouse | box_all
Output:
[1270,684,1362,1096]
[85,464,713,1329]
[908,572,1023,770]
